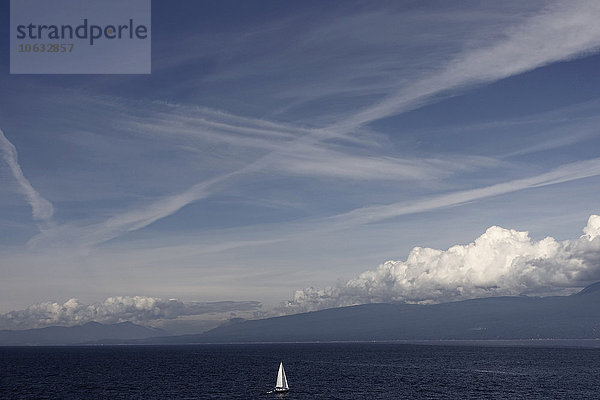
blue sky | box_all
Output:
[1,1,600,330]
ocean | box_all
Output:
[1,343,599,399]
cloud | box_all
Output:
[0,296,262,330]
[334,0,600,131]
[22,1,600,249]
[0,129,54,222]
[115,0,600,236]
[283,215,600,313]
[24,97,479,249]
[322,157,600,228]
[270,147,498,181]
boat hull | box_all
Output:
[274,387,289,393]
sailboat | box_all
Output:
[271,362,289,393]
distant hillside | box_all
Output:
[0,321,166,346]
[147,282,600,344]
[5,283,600,346]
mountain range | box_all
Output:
[150,282,600,344]
[0,321,166,345]
[2,283,600,346]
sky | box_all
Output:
[1,0,600,333]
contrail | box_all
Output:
[27,0,600,246]
[0,128,54,222]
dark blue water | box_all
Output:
[1,343,599,399]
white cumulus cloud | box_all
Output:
[283,215,600,313]
[0,296,261,330]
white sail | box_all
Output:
[276,362,289,389]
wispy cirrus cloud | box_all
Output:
[0,129,53,223]
[322,157,600,229]
[24,96,493,249]
[27,171,236,248]
[23,0,600,251]
[51,156,600,255]
[332,0,600,132]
